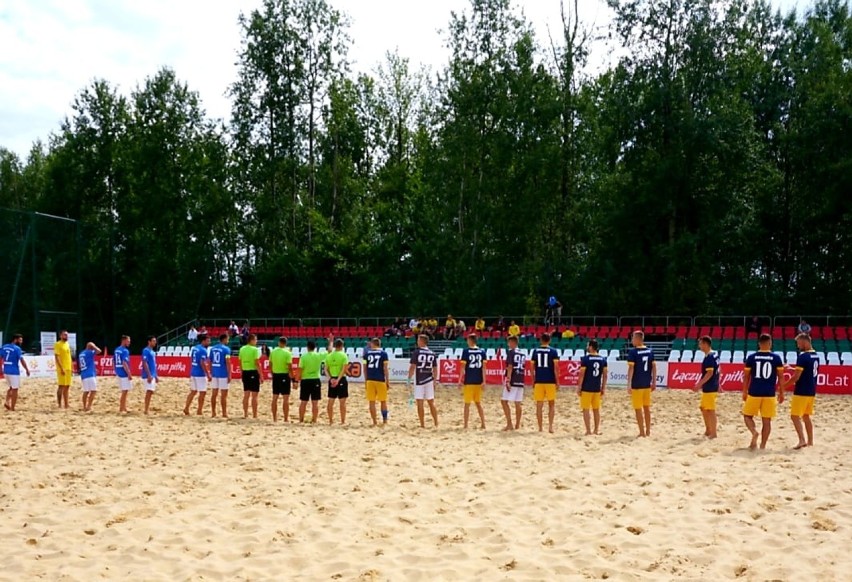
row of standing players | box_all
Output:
[1,330,821,448]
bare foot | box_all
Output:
[502,426,512,432]
[793,442,808,450]
[4,403,10,410]
[748,432,759,450]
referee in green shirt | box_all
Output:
[326,335,350,425]
[269,337,294,422]
[238,334,263,419]
[298,340,326,423]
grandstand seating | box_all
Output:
[164,323,852,364]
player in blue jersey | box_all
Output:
[78,342,102,412]
[502,335,526,431]
[742,334,785,450]
[530,333,560,433]
[184,334,212,416]
[364,338,390,426]
[693,336,720,439]
[577,340,607,436]
[458,334,486,430]
[626,331,657,437]
[408,334,439,428]
[114,336,133,413]
[781,333,820,449]
[141,336,158,415]
[2,334,31,411]
[209,334,232,418]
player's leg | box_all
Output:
[281,382,289,422]
[380,400,388,425]
[220,387,228,418]
[63,384,70,409]
[547,390,555,433]
[760,417,771,449]
[581,394,592,435]
[9,388,17,411]
[56,382,62,407]
[251,390,259,419]
[463,402,470,429]
[242,387,250,418]
[428,398,438,427]
[311,385,320,422]
[514,401,522,430]
[144,389,153,415]
[593,395,602,434]
[475,400,486,429]
[272,393,280,422]
[501,397,513,431]
[327,393,335,425]
[298,383,308,422]
[536,399,544,432]
[183,385,195,415]
[196,387,206,416]
[120,387,129,413]
[417,398,426,428]
[791,413,806,449]
[211,388,219,417]
[804,414,813,446]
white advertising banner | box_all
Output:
[40,332,57,356]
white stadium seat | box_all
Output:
[561,349,573,360]
[485,349,496,359]
[681,350,694,363]
[732,351,745,364]
[452,348,463,359]
[668,349,681,362]
[393,348,403,357]
[827,352,840,365]
[841,352,852,365]
[692,351,704,363]
[607,351,619,361]
[719,350,732,364]
[598,349,608,358]
[443,348,454,359]
[817,352,826,365]
[785,351,798,364]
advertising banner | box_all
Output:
[667,362,852,395]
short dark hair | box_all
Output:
[278,336,288,345]
[418,334,429,344]
[758,333,772,344]
[540,333,551,342]
[699,335,712,347]
[507,335,519,343]
[796,333,812,342]
[59,329,67,336]
[307,340,316,351]
[13,333,23,341]
[197,334,208,343]
[587,339,599,351]
[334,339,344,348]
[248,333,257,341]
[121,335,130,341]
[218,333,228,342]
[148,335,158,343]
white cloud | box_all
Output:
[0,0,810,158]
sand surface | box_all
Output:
[1,378,850,581]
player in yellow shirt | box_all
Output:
[54,330,73,409]
[508,321,521,338]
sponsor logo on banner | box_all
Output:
[667,362,851,395]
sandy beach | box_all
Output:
[1,378,850,581]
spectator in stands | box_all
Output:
[456,319,467,335]
[562,328,575,340]
[187,325,198,346]
[508,320,520,338]
[475,317,486,333]
[408,316,419,332]
[198,323,208,337]
[444,315,457,340]
[393,318,406,333]
[545,296,563,326]
[746,316,762,336]
[427,317,438,337]
[228,321,239,338]
[240,322,250,345]
[493,316,507,333]
[798,319,812,334]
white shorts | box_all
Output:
[118,377,132,391]
[190,376,208,392]
[144,378,157,392]
[502,385,525,402]
[210,377,229,390]
[6,374,21,389]
[414,382,435,401]
[82,377,97,392]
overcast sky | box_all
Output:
[0,0,807,158]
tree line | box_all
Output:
[0,0,849,344]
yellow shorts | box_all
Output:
[463,384,483,404]
[700,392,718,411]
[630,388,652,410]
[533,383,557,402]
[790,395,815,417]
[57,372,72,385]
[580,391,602,411]
[365,380,388,402]
[742,396,776,419]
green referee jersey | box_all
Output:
[239,344,261,371]
[269,347,292,374]
[326,350,349,378]
[299,350,326,380]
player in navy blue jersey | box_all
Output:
[458,334,486,430]
[693,336,720,439]
[502,336,527,431]
[626,331,656,437]
[577,340,607,436]
[742,334,785,450]
[530,333,560,433]
[781,333,820,449]
[408,335,439,428]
